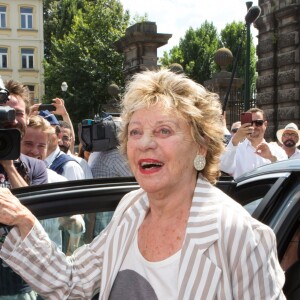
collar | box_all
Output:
[44,147,61,167]
[245,137,266,148]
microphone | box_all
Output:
[245,6,261,25]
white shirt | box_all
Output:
[46,169,68,183]
[220,138,288,179]
[289,148,300,159]
[45,147,85,180]
[67,151,93,179]
[112,233,179,300]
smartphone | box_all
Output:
[38,104,56,112]
[240,112,252,125]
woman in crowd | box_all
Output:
[0,69,285,299]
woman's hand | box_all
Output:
[0,188,35,239]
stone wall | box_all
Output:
[256,0,300,140]
[114,22,172,81]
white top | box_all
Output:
[46,168,68,183]
[68,151,93,179]
[111,233,180,300]
[220,138,288,179]
[45,147,85,180]
[289,148,300,159]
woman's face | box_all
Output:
[127,104,203,197]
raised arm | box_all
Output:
[52,98,76,154]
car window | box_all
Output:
[39,211,114,255]
[243,198,262,214]
[281,222,300,272]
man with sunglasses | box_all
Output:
[220,107,287,179]
[276,123,300,159]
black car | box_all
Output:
[6,159,300,298]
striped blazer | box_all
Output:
[1,176,286,299]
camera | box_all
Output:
[0,76,21,160]
[78,113,119,152]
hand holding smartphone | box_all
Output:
[38,104,56,112]
[240,112,252,125]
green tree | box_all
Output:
[160,21,219,84]
[43,0,87,60]
[220,21,256,89]
[44,0,129,128]
[160,20,257,89]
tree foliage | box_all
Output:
[43,0,129,128]
[43,0,87,59]
[160,20,257,88]
[129,13,149,26]
[160,21,219,84]
[220,21,256,89]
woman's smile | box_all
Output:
[138,158,164,174]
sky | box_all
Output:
[120,0,259,58]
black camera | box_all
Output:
[0,76,21,160]
[78,113,119,152]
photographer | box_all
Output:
[0,79,47,299]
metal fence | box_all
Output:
[225,88,257,127]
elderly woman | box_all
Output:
[0,69,285,299]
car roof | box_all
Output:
[235,159,300,183]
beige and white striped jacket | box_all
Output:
[1,176,286,299]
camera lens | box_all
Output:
[0,132,12,157]
[0,129,20,160]
[0,91,9,103]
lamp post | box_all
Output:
[61,81,68,98]
[244,1,253,112]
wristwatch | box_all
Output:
[0,225,12,250]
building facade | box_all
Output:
[0,0,44,104]
[114,22,172,81]
[256,0,300,140]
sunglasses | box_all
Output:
[231,128,239,133]
[251,119,264,127]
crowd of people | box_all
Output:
[0,69,298,298]
[0,79,131,299]
[221,108,300,178]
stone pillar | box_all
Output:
[256,0,300,140]
[114,22,172,80]
[204,48,243,126]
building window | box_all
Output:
[27,85,35,103]
[21,48,34,69]
[20,7,33,29]
[0,48,7,68]
[0,6,6,28]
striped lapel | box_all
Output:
[100,189,149,299]
[178,177,221,299]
